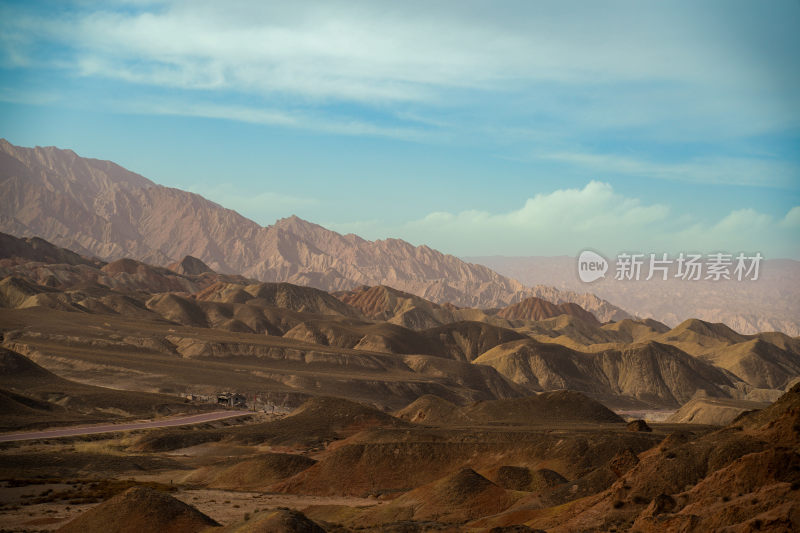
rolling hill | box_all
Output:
[0,231,797,413]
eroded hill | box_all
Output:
[1,232,797,414]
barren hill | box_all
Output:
[218,508,325,533]
[1,233,797,413]
[360,467,515,524]
[498,383,800,532]
[395,391,623,426]
[167,255,214,276]
[474,339,741,408]
[56,486,218,533]
[666,396,770,425]
[0,347,208,424]
[497,296,600,325]
[0,139,630,317]
[462,390,624,424]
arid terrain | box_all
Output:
[3,0,798,526]
[0,230,798,531]
[0,141,798,531]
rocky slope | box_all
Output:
[0,139,630,318]
[474,339,744,408]
[497,296,600,325]
[396,391,624,426]
[503,383,800,532]
[1,232,797,411]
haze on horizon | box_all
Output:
[0,0,798,258]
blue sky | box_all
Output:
[1,0,798,258]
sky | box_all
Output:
[0,0,798,258]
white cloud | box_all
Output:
[347,182,800,258]
[48,3,782,100]
[3,1,797,134]
[780,206,800,228]
[1,0,797,191]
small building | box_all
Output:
[217,392,247,408]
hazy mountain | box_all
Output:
[468,255,800,335]
[0,139,630,319]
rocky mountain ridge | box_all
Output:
[0,139,630,320]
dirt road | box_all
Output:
[0,410,250,443]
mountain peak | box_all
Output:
[0,139,631,317]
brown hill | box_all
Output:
[655,317,749,355]
[421,321,528,361]
[0,232,102,267]
[167,255,214,276]
[474,339,740,408]
[220,508,325,533]
[333,285,518,330]
[518,314,622,348]
[499,383,800,532]
[600,318,670,343]
[0,387,72,430]
[636,318,800,392]
[136,396,409,451]
[282,318,439,355]
[283,396,404,435]
[361,468,515,525]
[735,381,800,443]
[462,391,624,425]
[101,258,198,293]
[394,394,470,425]
[185,453,317,490]
[146,293,210,327]
[697,337,800,390]
[334,284,457,326]
[196,281,360,318]
[1,231,794,417]
[56,486,218,533]
[0,231,252,296]
[272,419,662,499]
[497,296,600,325]
[756,330,800,354]
[394,391,622,427]
[0,275,66,309]
[0,140,630,316]
[491,466,568,492]
[667,396,770,425]
[0,347,204,421]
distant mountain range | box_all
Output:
[0,139,629,321]
[469,255,800,336]
[2,232,799,411]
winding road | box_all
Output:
[0,410,251,443]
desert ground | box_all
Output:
[0,233,798,531]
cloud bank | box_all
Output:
[331,182,800,258]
